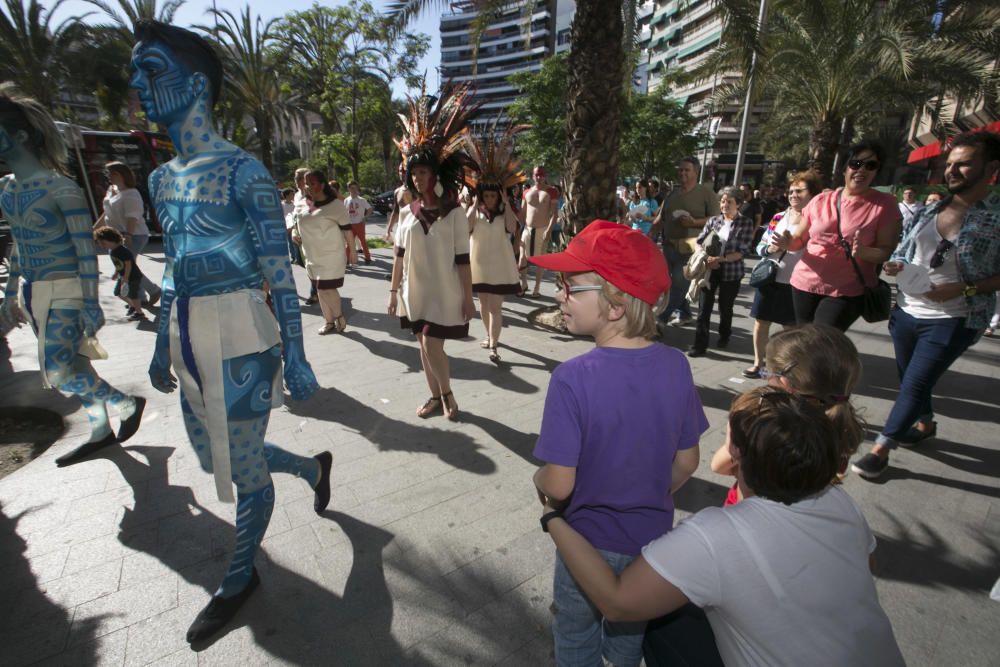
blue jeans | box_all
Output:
[661,244,691,320]
[124,233,160,302]
[553,550,645,667]
[877,307,979,448]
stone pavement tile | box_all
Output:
[124,600,204,665]
[259,524,322,569]
[405,572,552,665]
[0,499,72,538]
[61,524,158,578]
[0,609,73,666]
[4,559,123,629]
[348,468,488,529]
[68,574,178,646]
[145,648,197,667]
[34,626,129,667]
[440,529,553,614]
[64,483,149,525]
[495,636,554,666]
[0,543,69,598]
[17,508,126,563]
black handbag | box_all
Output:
[748,250,786,288]
[835,191,892,323]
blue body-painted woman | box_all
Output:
[0,83,144,464]
[129,21,331,643]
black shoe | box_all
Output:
[718,337,730,349]
[187,568,260,644]
[851,453,889,480]
[898,421,937,447]
[687,347,706,358]
[304,296,318,306]
[116,397,146,443]
[55,433,118,467]
[313,451,332,514]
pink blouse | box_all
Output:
[790,188,900,297]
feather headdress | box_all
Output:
[463,119,530,193]
[394,80,481,195]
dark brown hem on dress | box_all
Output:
[400,316,469,339]
[473,283,520,295]
[312,277,344,289]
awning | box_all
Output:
[907,120,1000,164]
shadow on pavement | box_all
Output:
[0,504,104,665]
[872,512,1000,592]
[286,386,497,476]
[860,460,1000,498]
[673,477,730,515]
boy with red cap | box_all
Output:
[529,220,708,667]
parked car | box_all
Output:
[371,190,395,216]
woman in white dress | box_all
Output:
[299,170,348,335]
[388,82,478,421]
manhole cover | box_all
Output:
[0,406,64,479]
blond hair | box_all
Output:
[591,273,659,340]
[765,324,866,460]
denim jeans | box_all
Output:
[124,233,160,302]
[877,307,979,448]
[553,550,645,667]
[661,244,692,320]
[693,271,740,351]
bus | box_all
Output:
[57,124,175,235]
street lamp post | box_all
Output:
[733,0,769,186]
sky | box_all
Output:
[48,0,442,98]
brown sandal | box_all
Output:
[416,396,442,418]
[479,339,491,349]
[488,346,501,365]
[334,314,348,333]
[441,391,459,422]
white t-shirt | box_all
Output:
[642,486,905,667]
[103,187,149,236]
[896,215,966,319]
[345,195,371,226]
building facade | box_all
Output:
[439,0,559,132]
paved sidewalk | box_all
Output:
[1,220,998,666]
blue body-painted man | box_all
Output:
[0,82,145,464]
[129,21,332,643]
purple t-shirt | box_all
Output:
[534,344,708,556]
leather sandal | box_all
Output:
[480,339,492,349]
[489,346,501,365]
[441,391,460,422]
[334,314,347,333]
[416,395,442,418]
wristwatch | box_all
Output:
[963,283,978,298]
[540,509,564,533]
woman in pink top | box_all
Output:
[775,140,901,331]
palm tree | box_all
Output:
[86,0,185,33]
[0,0,85,110]
[202,5,302,174]
[703,0,1000,185]
[386,0,643,232]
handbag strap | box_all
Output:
[834,190,871,289]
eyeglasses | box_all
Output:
[847,159,880,171]
[556,274,603,298]
[929,238,954,269]
[759,361,797,382]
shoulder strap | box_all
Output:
[834,190,870,289]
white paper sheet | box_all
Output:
[896,263,933,295]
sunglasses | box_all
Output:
[556,274,603,298]
[759,360,797,382]
[847,159,880,171]
[929,238,954,269]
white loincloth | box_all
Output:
[168,289,282,503]
[17,277,108,389]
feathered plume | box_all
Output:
[463,118,531,193]
[394,79,480,176]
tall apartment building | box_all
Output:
[439,0,559,132]
[646,0,767,186]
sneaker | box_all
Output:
[670,313,693,327]
[851,453,889,479]
[898,420,937,447]
[686,347,706,358]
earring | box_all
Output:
[433,182,444,197]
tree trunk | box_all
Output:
[562,0,625,235]
[808,115,842,188]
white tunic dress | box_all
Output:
[298,198,348,284]
[397,202,470,338]
[469,207,519,294]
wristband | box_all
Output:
[540,509,564,533]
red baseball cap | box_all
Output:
[528,220,670,305]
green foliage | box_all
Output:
[507,53,569,176]
[620,86,702,179]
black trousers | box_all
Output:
[643,603,725,667]
[791,287,864,332]
[694,271,741,351]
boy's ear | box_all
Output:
[605,300,626,323]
